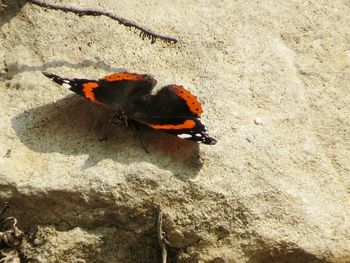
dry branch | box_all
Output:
[157,206,169,263]
[30,0,178,44]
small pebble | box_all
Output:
[34,238,41,245]
[254,117,263,125]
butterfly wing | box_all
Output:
[137,117,217,145]
[131,85,217,145]
[42,72,156,111]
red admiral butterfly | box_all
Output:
[43,72,217,145]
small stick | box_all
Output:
[30,0,178,44]
[0,217,24,248]
[0,0,6,11]
[157,205,169,263]
[2,217,17,228]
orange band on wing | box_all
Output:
[82,82,99,102]
[102,73,143,82]
[172,86,203,117]
[147,119,196,130]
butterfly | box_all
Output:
[43,72,217,145]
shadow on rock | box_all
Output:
[0,0,26,27]
[246,240,331,263]
[3,60,127,81]
[11,95,203,179]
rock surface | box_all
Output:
[1,0,350,262]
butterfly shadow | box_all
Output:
[11,95,203,180]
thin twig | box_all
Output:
[157,205,168,263]
[30,0,178,44]
[0,0,6,12]
[0,217,24,248]
[2,217,17,229]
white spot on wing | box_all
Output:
[62,83,71,89]
[177,133,192,139]
[195,133,202,137]
[63,80,70,83]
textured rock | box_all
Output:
[1,0,350,262]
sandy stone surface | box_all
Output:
[1,0,350,262]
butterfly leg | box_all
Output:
[110,112,149,153]
[127,120,149,153]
